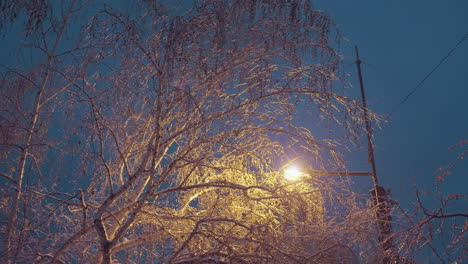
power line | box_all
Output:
[387,33,468,119]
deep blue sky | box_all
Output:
[1,0,464,213]
[1,0,464,218]
[2,1,465,203]
[1,1,465,262]
[313,0,468,205]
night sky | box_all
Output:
[1,0,466,262]
[316,0,468,207]
[2,1,465,205]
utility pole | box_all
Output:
[355,46,394,263]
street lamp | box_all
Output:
[283,166,306,181]
[283,166,395,263]
[287,169,374,178]
[280,46,398,263]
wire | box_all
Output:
[387,33,468,119]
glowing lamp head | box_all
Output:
[284,166,303,181]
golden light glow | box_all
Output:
[284,166,304,181]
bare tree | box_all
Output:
[0,1,386,263]
[390,141,467,264]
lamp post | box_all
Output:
[283,47,396,263]
[354,46,395,263]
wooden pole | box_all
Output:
[355,46,394,263]
[355,46,378,184]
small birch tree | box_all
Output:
[1,1,383,263]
